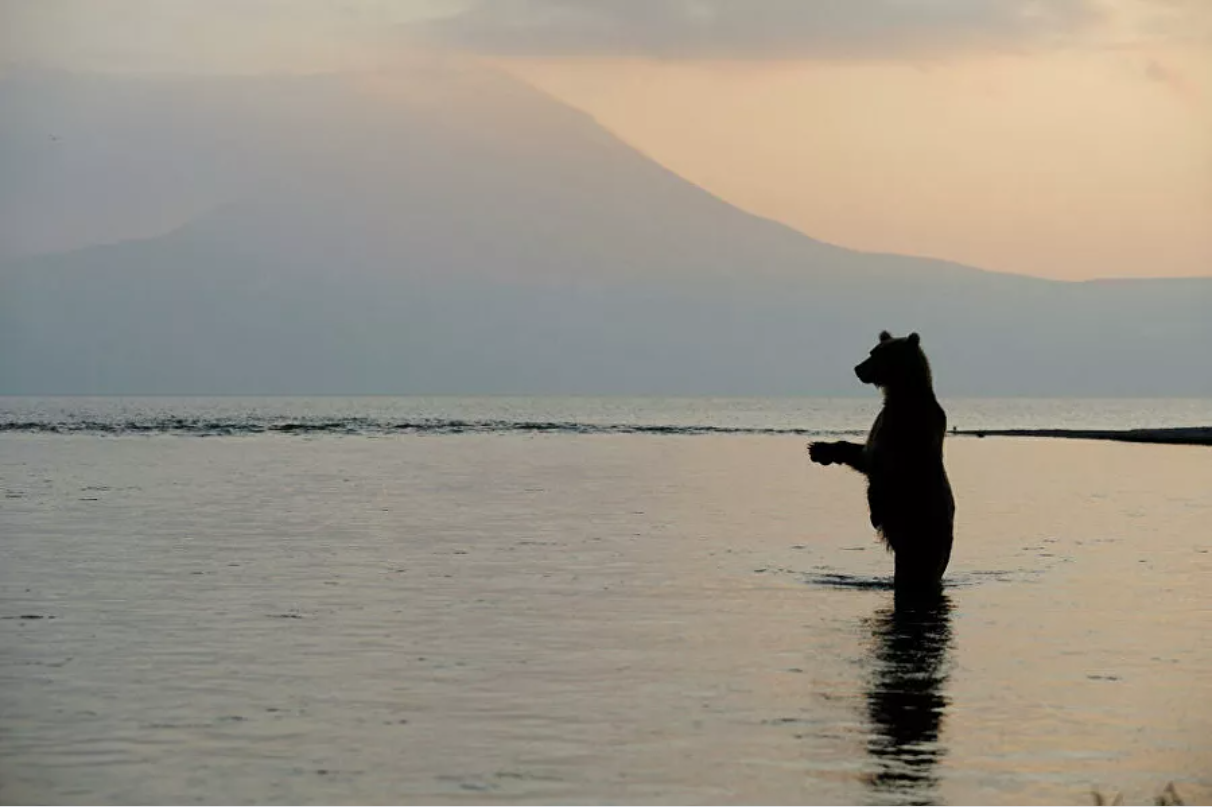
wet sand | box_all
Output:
[956,426,1212,446]
[2,434,1210,804]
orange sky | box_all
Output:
[503,44,1210,280]
[4,0,1210,281]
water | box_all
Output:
[3,396,1212,436]
[2,397,1210,804]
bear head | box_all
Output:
[854,331,933,392]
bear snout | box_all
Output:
[855,362,873,383]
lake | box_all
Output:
[2,397,1210,804]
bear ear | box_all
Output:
[879,330,893,343]
[907,332,920,346]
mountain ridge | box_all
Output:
[1,65,1208,396]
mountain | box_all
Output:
[1,66,1209,396]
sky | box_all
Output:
[1,0,1209,281]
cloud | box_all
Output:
[417,0,1102,60]
[0,0,447,74]
[1132,0,1212,43]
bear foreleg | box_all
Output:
[808,440,868,474]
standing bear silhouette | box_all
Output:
[809,331,955,593]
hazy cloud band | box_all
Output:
[419,0,1101,59]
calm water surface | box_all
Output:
[1,398,1210,804]
[4,396,1212,435]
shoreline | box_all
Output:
[953,427,1212,446]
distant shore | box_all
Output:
[954,427,1212,446]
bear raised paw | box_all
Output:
[809,331,955,594]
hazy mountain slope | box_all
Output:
[1,67,1208,396]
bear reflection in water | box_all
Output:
[809,330,956,594]
[864,592,953,802]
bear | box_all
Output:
[808,331,955,594]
